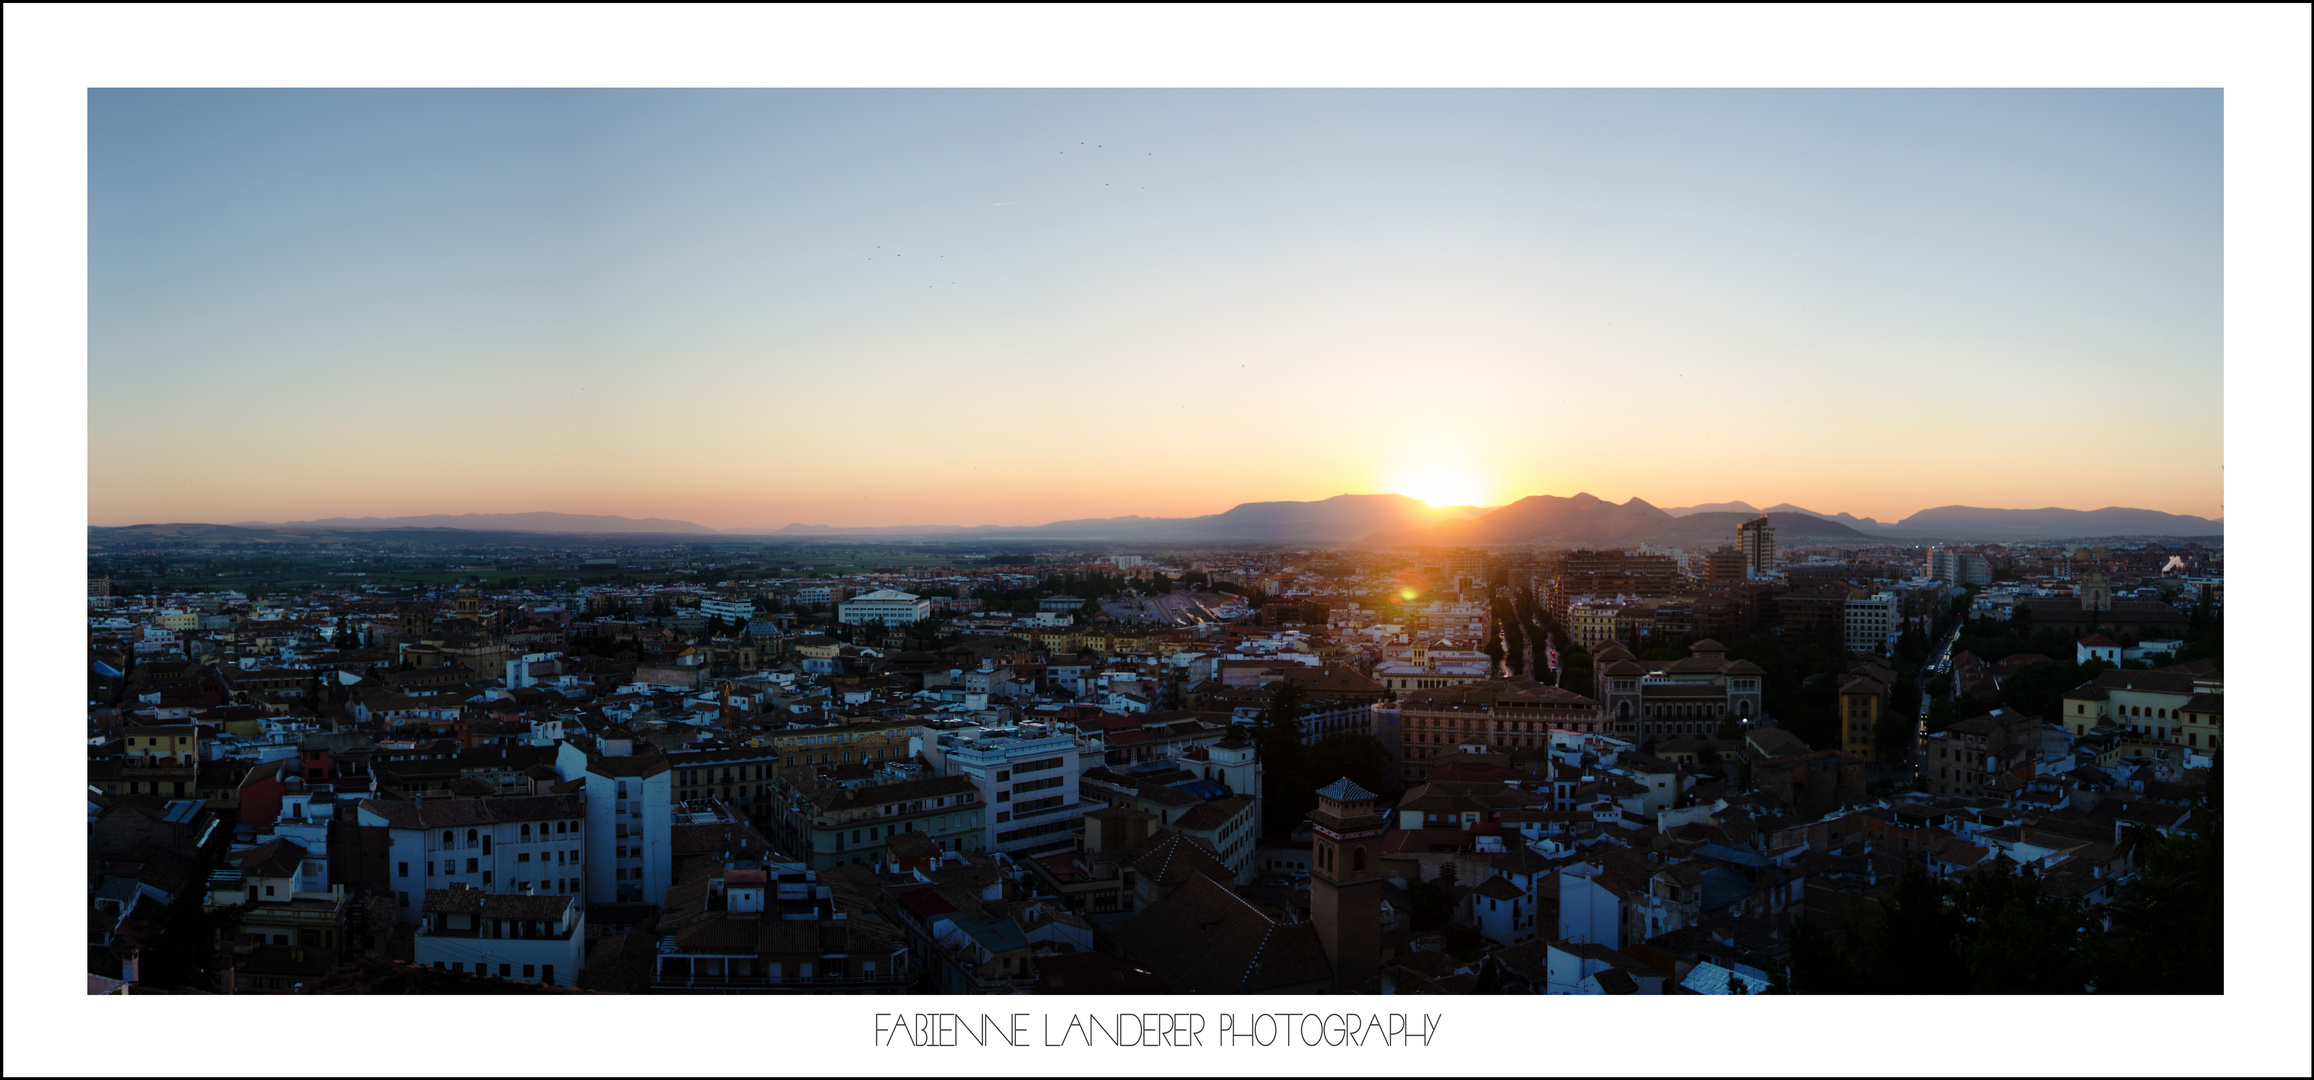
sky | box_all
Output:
[87,89,2224,529]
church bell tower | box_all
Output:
[1308,777,1383,993]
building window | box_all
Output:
[398,862,409,878]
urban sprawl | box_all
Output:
[84,518,2223,995]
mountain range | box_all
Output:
[237,511,721,535]
[155,494,2221,545]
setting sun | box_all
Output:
[1389,464,1487,508]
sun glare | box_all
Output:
[1392,465,1486,508]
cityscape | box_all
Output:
[82,506,2223,996]
[62,77,2245,1018]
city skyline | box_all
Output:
[89,89,2223,529]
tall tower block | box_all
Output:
[1308,777,1384,993]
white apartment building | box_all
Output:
[1844,593,1900,655]
[555,731,673,906]
[357,793,589,922]
[698,596,757,624]
[1928,549,1992,586]
[414,885,587,986]
[919,723,1101,857]
[837,589,932,627]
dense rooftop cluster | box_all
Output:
[85,531,2218,994]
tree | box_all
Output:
[1408,869,1453,931]
[1443,923,1484,960]
[1253,682,1312,837]
[1557,641,1594,698]
[1998,661,2071,723]
[2085,758,2222,994]
[1306,733,1390,799]
[1894,625,1928,664]
[138,841,252,991]
[1788,855,2094,994]
[1473,955,1505,994]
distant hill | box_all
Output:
[1760,503,1892,530]
[1885,505,2224,540]
[1667,511,1873,545]
[1165,493,1445,541]
[89,523,289,543]
[116,494,2221,547]
[1660,500,1761,518]
[1386,494,1873,547]
[243,512,720,535]
[739,494,1455,542]
[1450,493,1676,543]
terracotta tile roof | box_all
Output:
[1126,830,1234,886]
[234,837,310,879]
[1381,828,1471,855]
[1112,873,1332,993]
[2087,668,2199,695]
[1474,875,1525,901]
[1588,967,1639,994]
[1171,795,1255,833]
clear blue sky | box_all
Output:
[89,89,2222,528]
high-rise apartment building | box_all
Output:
[1737,517,1778,579]
[919,722,1099,857]
[1702,549,1748,587]
[1844,592,1900,655]
[1927,548,1991,586]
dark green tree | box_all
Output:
[1306,733,1391,799]
[2085,760,2222,994]
[1253,681,1312,836]
[1789,855,2097,994]
[1473,955,1505,994]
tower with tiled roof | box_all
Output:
[1308,777,1382,993]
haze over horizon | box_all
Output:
[89,90,2223,529]
[169,488,2222,535]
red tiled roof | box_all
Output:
[1381,828,1471,855]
